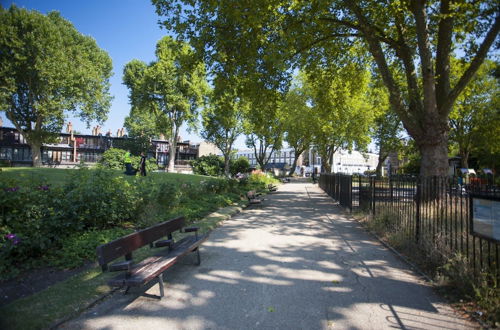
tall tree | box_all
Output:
[243,84,284,170]
[154,0,499,177]
[201,75,245,177]
[449,60,499,169]
[0,6,112,166]
[308,60,376,173]
[123,36,208,172]
[283,74,314,176]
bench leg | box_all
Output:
[158,273,165,298]
[124,286,130,295]
[195,247,201,265]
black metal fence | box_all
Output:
[319,173,499,278]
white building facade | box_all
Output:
[234,147,378,174]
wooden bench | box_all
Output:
[246,190,262,204]
[96,216,208,299]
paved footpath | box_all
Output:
[61,182,476,330]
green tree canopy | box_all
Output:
[0,6,113,166]
[201,74,245,177]
[123,36,208,172]
[154,0,499,177]
[449,59,499,169]
[282,73,314,175]
[243,83,284,170]
[308,59,377,173]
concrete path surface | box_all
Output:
[60,182,476,330]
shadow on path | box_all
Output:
[60,182,476,330]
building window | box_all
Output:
[0,147,12,160]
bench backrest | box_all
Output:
[96,216,185,270]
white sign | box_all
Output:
[472,197,500,242]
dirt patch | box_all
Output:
[0,262,95,307]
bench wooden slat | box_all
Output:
[96,216,185,267]
[108,234,208,287]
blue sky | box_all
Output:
[2,0,223,145]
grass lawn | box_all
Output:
[0,167,216,186]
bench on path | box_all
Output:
[268,183,278,192]
[246,190,263,204]
[96,216,208,299]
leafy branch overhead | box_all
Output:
[153,0,499,177]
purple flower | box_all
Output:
[4,234,20,245]
[37,185,50,191]
[4,187,19,192]
[5,233,16,240]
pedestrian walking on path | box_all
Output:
[61,182,477,329]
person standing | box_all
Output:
[139,152,147,176]
[124,150,133,175]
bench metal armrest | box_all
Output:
[109,260,133,272]
[154,239,173,248]
[183,226,199,233]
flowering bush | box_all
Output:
[0,168,252,279]
[247,170,279,189]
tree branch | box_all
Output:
[343,1,417,135]
[442,14,500,116]
[290,33,360,59]
[409,0,437,116]
[435,0,453,110]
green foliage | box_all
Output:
[122,107,162,154]
[190,154,225,176]
[63,168,140,229]
[449,59,500,169]
[473,274,500,326]
[0,167,251,279]
[201,74,245,176]
[307,60,376,172]
[0,6,112,166]
[283,73,314,172]
[230,157,250,176]
[247,170,279,190]
[97,148,127,170]
[153,0,499,177]
[47,228,133,269]
[123,36,209,171]
[98,148,158,173]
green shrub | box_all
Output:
[230,157,250,176]
[0,167,251,280]
[190,154,224,176]
[63,168,140,229]
[46,227,134,269]
[98,147,158,173]
[98,148,126,170]
[247,170,279,190]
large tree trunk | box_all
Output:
[31,142,43,167]
[417,133,450,177]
